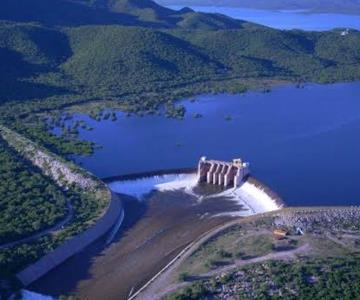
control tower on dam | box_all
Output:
[197,156,250,188]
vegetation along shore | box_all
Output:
[0,0,360,299]
[0,0,360,158]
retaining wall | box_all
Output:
[17,192,123,286]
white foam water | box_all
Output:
[108,173,197,199]
[211,182,281,217]
[108,173,282,217]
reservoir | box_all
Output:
[35,82,360,298]
[63,82,360,207]
[167,6,360,31]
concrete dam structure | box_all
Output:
[197,157,250,188]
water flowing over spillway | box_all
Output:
[212,181,281,216]
[64,82,360,207]
[108,173,281,217]
[108,173,197,199]
[28,172,282,299]
[33,82,360,298]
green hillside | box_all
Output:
[62,26,221,94]
[176,11,245,30]
[174,28,360,81]
[1,19,359,108]
[0,22,72,102]
[0,0,131,26]
[0,0,359,148]
[0,137,67,245]
[0,0,245,29]
[0,0,360,293]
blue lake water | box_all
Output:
[64,82,360,207]
[168,5,360,30]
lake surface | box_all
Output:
[62,82,360,207]
[168,6,360,30]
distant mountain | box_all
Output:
[107,0,173,14]
[176,10,246,30]
[0,0,360,289]
[0,0,246,29]
[0,0,359,106]
[156,0,360,15]
[1,19,359,104]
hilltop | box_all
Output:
[0,0,359,296]
[0,0,359,157]
[0,0,245,28]
[0,19,359,111]
[157,0,360,15]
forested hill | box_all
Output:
[0,0,359,115]
[1,21,359,109]
[0,0,244,28]
[0,0,359,289]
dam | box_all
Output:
[197,156,250,188]
[28,158,282,299]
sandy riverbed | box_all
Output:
[30,174,281,299]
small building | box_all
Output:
[273,229,288,240]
